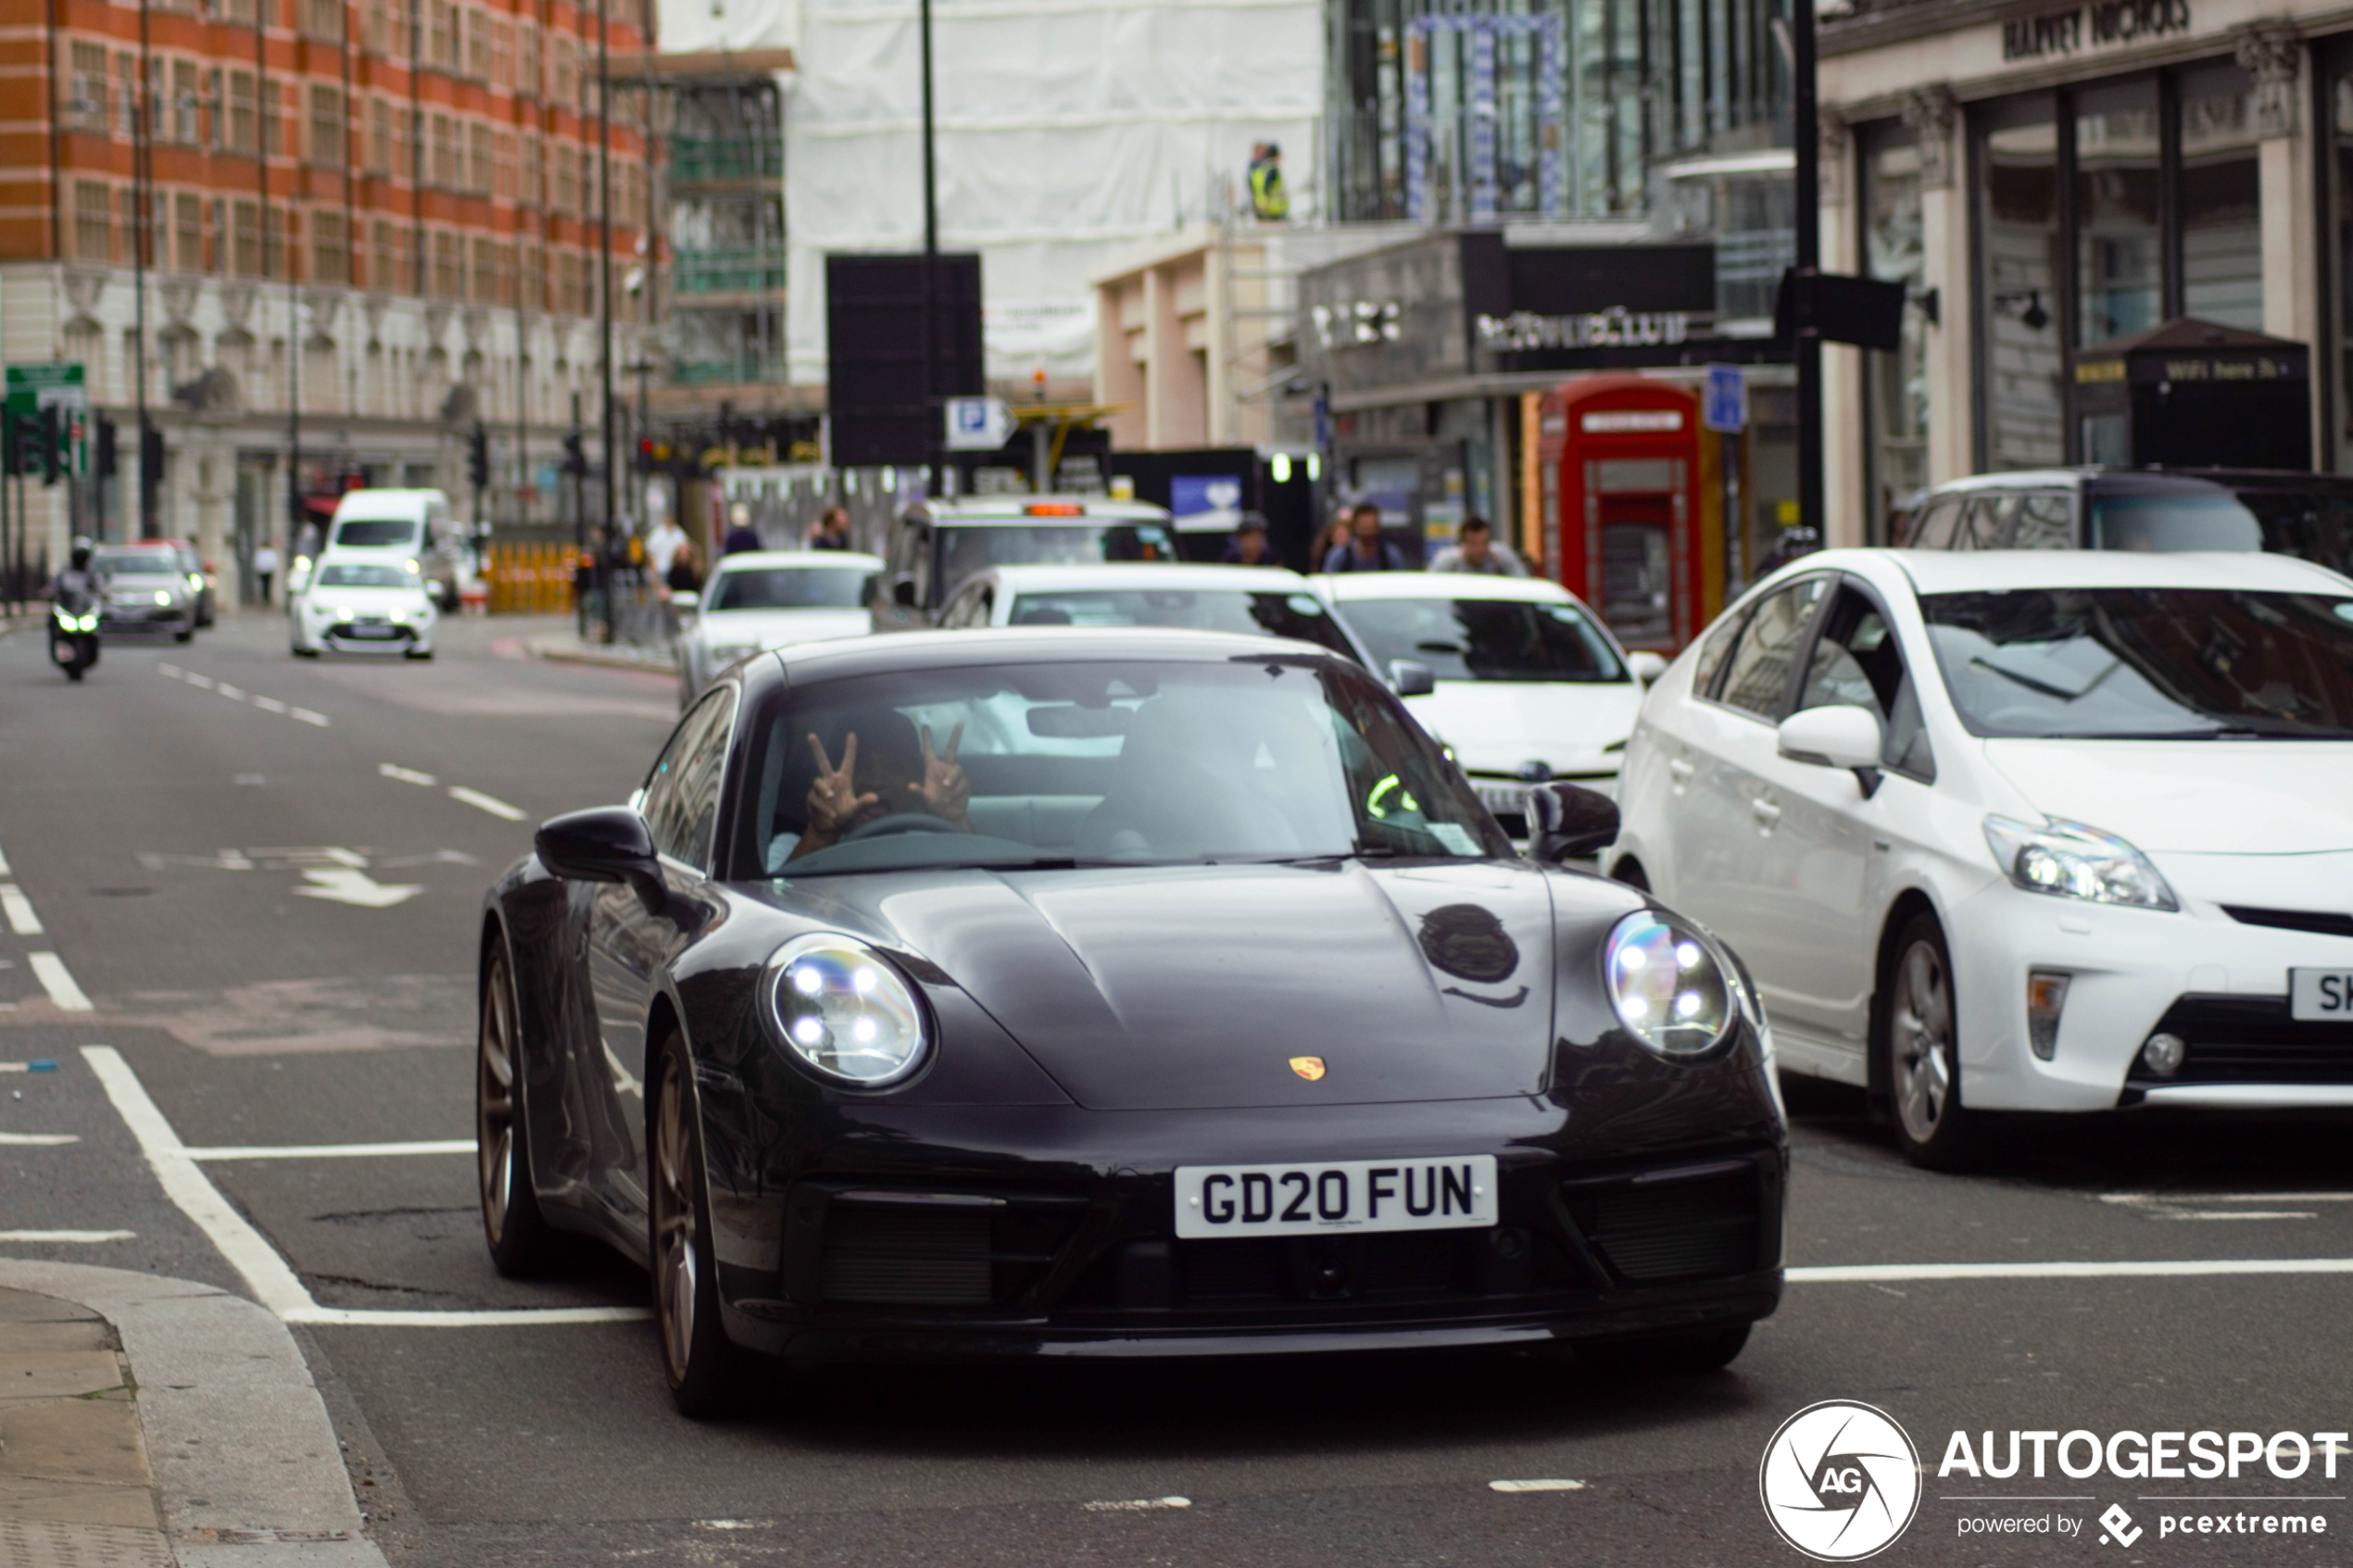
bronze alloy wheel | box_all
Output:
[1882,913,1972,1169]
[648,1033,747,1417]
[477,949,550,1273]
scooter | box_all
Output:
[50,595,100,681]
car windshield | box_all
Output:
[315,562,414,588]
[1337,596,1628,683]
[735,657,1511,876]
[1921,588,2353,740]
[2086,491,2262,552]
[705,566,871,612]
[333,518,418,548]
[94,549,179,578]
[1007,588,1360,661]
[937,522,1176,587]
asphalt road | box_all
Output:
[5,610,2352,1566]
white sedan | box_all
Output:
[1607,546,2353,1166]
[675,550,884,708]
[937,562,1374,665]
[1316,573,1663,825]
[290,558,436,659]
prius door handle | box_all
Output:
[1667,759,1696,781]
[1750,798,1781,825]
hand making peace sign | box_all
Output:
[906,721,970,826]
[804,732,880,838]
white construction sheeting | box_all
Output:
[782,0,1322,385]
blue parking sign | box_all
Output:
[1703,364,1747,433]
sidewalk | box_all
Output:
[0,1260,385,1568]
[522,630,675,674]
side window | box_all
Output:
[652,686,738,871]
[1794,583,1935,782]
[1906,495,1963,548]
[1957,494,2011,549]
[640,690,727,862]
[1714,577,1828,720]
[1689,607,1751,698]
[2012,492,2074,548]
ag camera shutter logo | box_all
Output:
[1759,1400,1922,1561]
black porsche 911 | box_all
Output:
[475,627,1787,1415]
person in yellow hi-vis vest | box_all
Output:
[1249,143,1289,221]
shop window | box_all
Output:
[2075,80,2160,345]
[2179,65,2261,331]
[1978,100,2065,468]
[1860,120,1926,543]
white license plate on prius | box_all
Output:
[2289,969,2353,1022]
[1174,1156,1497,1239]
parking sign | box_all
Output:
[1702,363,1746,433]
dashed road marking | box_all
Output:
[1081,1498,1191,1512]
[27,953,93,1011]
[156,666,329,725]
[0,1132,81,1146]
[184,672,215,690]
[448,785,526,821]
[215,683,247,702]
[1791,1259,2353,1282]
[0,1230,134,1244]
[184,1138,472,1161]
[378,763,439,787]
[1490,1479,1587,1492]
[252,696,287,714]
[0,885,42,936]
[290,707,331,727]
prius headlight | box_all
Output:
[763,933,930,1086]
[1604,911,1738,1058]
[1983,815,2178,911]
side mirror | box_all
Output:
[891,572,920,609]
[1527,782,1620,861]
[670,590,699,615]
[1777,704,1884,771]
[1628,650,1669,684]
[535,806,664,912]
[1388,659,1436,697]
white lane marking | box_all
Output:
[82,1046,652,1329]
[448,785,526,822]
[1490,1479,1587,1493]
[378,763,439,787]
[2105,1192,2353,1204]
[251,696,287,714]
[157,663,181,679]
[183,672,215,690]
[0,1230,135,1243]
[0,834,11,875]
[290,707,331,727]
[1791,1259,2353,1282]
[0,1132,81,1146]
[320,847,368,867]
[28,953,93,1011]
[0,885,43,935]
[291,868,423,909]
[1080,1497,1191,1512]
[186,1138,472,1160]
[216,683,247,702]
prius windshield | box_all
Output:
[706,567,870,611]
[1340,596,1628,683]
[735,657,1509,875]
[1006,588,1361,661]
[1921,588,2353,740]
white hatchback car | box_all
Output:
[1608,547,2353,1166]
[938,562,1373,665]
[675,550,884,708]
[1318,573,1664,824]
[290,557,437,658]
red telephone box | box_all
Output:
[1536,374,1724,653]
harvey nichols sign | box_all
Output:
[2003,0,2193,60]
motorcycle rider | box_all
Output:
[48,538,102,680]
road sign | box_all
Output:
[6,363,88,475]
[943,396,1013,451]
[1702,363,1747,433]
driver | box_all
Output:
[787,711,970,862]
[48,538,98,608]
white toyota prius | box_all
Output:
[1607,547,2353,1166]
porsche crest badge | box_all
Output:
[1289,1056,1327,1082]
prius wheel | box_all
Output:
[1881,914,1972,1170]
[477,950,552,1275]
[651,1031,746,1418]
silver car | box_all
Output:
[673,549,884,709]
[92,545,198,642]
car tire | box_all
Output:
[1609,857,1650,892]
[1879,912,1973,1170]
[405,648,434,661]
[293,646,320,659]
[173,627,194,643]
[477,948,554,1277]
[650,1028,749,1419]
[1595,1323,1750,1375]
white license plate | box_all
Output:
[1174,1155,1497,1239]
[2289,968,2353,1022]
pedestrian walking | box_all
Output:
[252,543,281,605]
[1220,513,1278,566]
[722,503,763,556]
[1322,502,1406,573]
[806,506,854,551]
[1428,517,1528,577]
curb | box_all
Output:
[0,1258,386,1568]
[523,634,674,673]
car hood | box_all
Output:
[1403,681,1644,776]
[698,608,872,648]
[1983,739,2353,854]
[818,860,1560,1110]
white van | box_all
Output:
[295,490,458,601]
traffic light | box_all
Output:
[560,429,587,478]
[467,423,489,491]
[39,405,63,485]
[94,415,118,479]
[0,408,17,478]
[138,421,163,490]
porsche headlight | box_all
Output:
[763,934,930,1086]
[1982,815,2178,911]
[1604,910,1737,1059]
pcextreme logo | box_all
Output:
[1760,1400,1924,1561]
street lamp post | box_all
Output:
[1792,0,1823,540]
[919,0,938,498]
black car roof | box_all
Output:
[750,627,1348,690]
